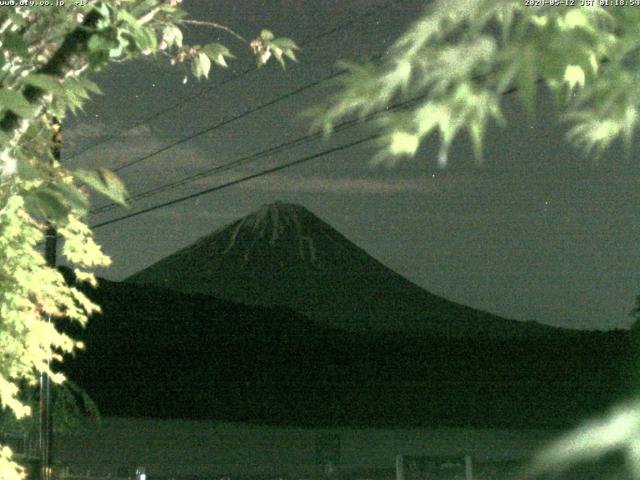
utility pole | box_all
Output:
[40,118,60,480]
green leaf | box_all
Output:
[162,24,183,48]
[516,47,538,120]
[129,0,160,18]
[129,24,157,51]
[22,74,66,96]
[498,7,515,44]
[58,78,92,115]
[77,78,102,96]
[2,32,28,56]
[88,34,103,51]
[94,1,111,22]
[48,183,89,214]
[88,49,110,68]
[88,34,118,53]
[64,79,91,101]
[468,118,486,161]
[116,9,139,26]
[73,168,129,207]
[191,52,211,79]
[0,89,38,118]
[260,29,275,41]
[202,43,233,67]
[16,177,88,220]
[109,34,125,58]
[272,48,285,67]
[0,89,28,110]
[24,189,70,222]
[272,37,299,51]
[284,49,298,62]
[16,157,43,182]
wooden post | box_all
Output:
[40,117,61,480]
[465,455,473,480]
[395,455,404,480]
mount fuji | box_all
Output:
[58,203,634,426]
[127,202,557,338]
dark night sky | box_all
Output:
[62,0,640,331]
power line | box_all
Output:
[90,48,532,229]
[90,77,529,216]
[109,67,350,173]
[90,92,421,216]
[85,46,387,212]
[89,77,530,228]
[63,1,400,163]
[91,134,379,230]
[86,42,388,212]
[88,45,525,212]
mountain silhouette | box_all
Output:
[128,202,558,338]
[60,272,633,428]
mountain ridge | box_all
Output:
[60,272,634,428]
[127,202,562,338]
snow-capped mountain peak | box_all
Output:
[127,202,557,337]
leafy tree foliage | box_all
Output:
[314,2,640,478]
[315,2,639,165]
[0,3,296,479]
[0,379,100,439]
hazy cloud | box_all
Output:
[189,172,439,195]
[65,121,152,144]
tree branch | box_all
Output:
[180,19,248,44]
[0,9,102,150]
[0,18,13,36]
[139,6,161,25]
